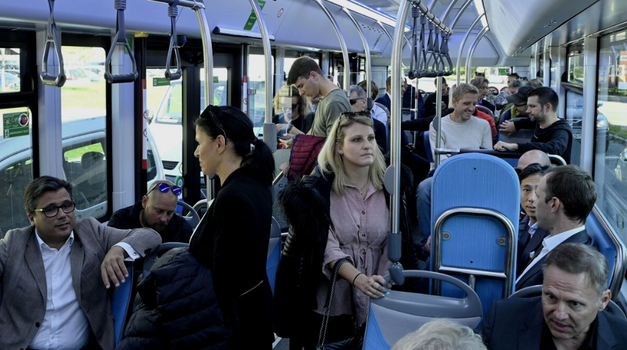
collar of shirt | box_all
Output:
[528,222,538,238]
[35,229,74,251]
[542,226,585,252]
[540,316,597,350]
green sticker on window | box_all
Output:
[243,0,266,31]
[3,111,29,138]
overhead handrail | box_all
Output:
[344,7,372,100]
[165,0,182,81]
[407,6,423,80]
[440,32,454,74]
[315,0,350,92]
[455,14,484,85]
[464,26,489,82]
[40,0,66,87]
[105,0,139,84]
[406,2,452,80]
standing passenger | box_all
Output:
[276,114,403,349]
[190,105,276,349]
[287,56,351,137]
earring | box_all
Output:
[339,151,343,155]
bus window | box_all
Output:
[61,46,107,220]
[0,47,20,93]
[248,54,274,128]
[596,31,627,243]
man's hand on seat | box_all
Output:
[101,246,129,289]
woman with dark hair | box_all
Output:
[191,105,276,349]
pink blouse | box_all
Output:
[315,182,391,325]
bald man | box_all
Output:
[517,150,551,170]
[109,180,193,243]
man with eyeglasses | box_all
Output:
[108,180,193,243]
[0,176,161,350]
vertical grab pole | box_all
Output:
[343,8,371,99]
[464,26,489,83]
[248,0,276,151]
[455,14,484,86]
[193,3,213,109]
[386,0,412,287]
[314,0,350,92]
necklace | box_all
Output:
[358,180,370,198]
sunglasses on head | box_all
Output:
[148,182,182,196]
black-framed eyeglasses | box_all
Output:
[33,201,76,218]
[147,182,182,196]
[206,105,227,144]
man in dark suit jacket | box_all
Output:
[0,176,161,350]
[516,165,597,290]
[482,243,627,350]
[108,180,193,243]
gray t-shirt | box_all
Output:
[309,88,352,137]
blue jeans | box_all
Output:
[416,176,433,247]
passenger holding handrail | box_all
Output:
[275,114,419,348]
[190,105,276,348]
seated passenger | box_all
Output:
[358,79,387,129]
[516,165,596,290]
[275,113,420,347]
[516,164,551,276]
[415,83,492,246]
[482,243,627,349]
[392,319,486,350]
[0,176,161,350]
[108,179,193,243]
[424,77,449,118]
[517,149,551,171]
[349,84,388,153]
[470,76,496,114]
[273,84,313,139]
[496,85,534,129]
[495,87,573,163]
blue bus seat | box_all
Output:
[586,209,627,298]
[112,261,134,346]
[267,216,281,295]
[431,153,520,316]
[363,270,482,350]
[176,200,201,229]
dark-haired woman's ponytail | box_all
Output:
[242,137,275,186]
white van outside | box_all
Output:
[0,116,164,234]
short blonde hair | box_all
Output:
[451,83,479,102]
[391,319,486,350]
[317,113,386,196]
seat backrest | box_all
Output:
[143,242,190,277]
[586,209,627,297]
[375,102,390,118]
[111,261,134,346]
[475,105,495,120]
[363,270,482,350]
[431,153,520,315]
[267,216,282,295]
[176,200,200,229]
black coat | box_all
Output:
[116,247,231,350]
[188,167,275,349]
[274,164,420,339]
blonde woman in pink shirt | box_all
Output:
[276,112,419,349]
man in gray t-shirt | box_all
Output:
[287,57,351,137]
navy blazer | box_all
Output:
[375,94,391,112]
[516,216,550,276]
[515,229,592,290]
[481,297,627,350]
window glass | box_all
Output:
[550,56,557,88]
[248,54,274,129]
[0,107,32,232]
[567,45,584,83]
[596,30,627,243]
[0,47,21,93]
[564,90,584,166]
[61,46,107,220]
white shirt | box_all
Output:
[30,231,139,350]
[516,226,585,284]
[528,222,538,239]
